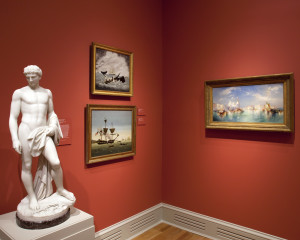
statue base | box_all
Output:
[16,192,75,229]
[0,208,95,240]
[16,208,70,229]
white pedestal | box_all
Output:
[0,208,95,240]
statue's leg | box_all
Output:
[18,123,39,210]
[42,137,75,201]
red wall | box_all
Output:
[0,0,163,232]
[1,1,300,239]
[162,1,299,239]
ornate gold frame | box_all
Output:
[86,104,136,164]
[205,73,294,132]
[91,42,133,97]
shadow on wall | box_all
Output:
[205,129,295,144]
[84,155,134,169]
[62,168,90,214]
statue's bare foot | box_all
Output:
[57,189,76,201]
[29,196,40,210]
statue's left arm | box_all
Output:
[46,90,56,137]
[46,89,63,143]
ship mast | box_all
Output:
[103,118,108,140]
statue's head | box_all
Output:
[23,65,42,77]
[24,65,42,89]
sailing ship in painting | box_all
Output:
[95,70,129,92]
[89,107,134,159]
[91,117,132,157]
[95,118,119,145]
[101,71,126,85]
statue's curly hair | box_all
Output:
[23,65,42,77]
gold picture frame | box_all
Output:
[86,104,136,164]
[91,42,133,97]
[205,73,294,132]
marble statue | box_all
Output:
[9,65,75,228]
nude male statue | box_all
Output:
[9,65,75,210]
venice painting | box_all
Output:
[91,42,133,97]
[213,83,284,123]
[205,73,294,132]
[86,105,136,164]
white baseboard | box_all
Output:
[95,203,287,240]
[162,203,286,240]
[95,203,163,240]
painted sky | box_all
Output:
[96,49,130,77]
[92,110,132,140]
[213,83,284,108]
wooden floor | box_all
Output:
[132,223,212,240]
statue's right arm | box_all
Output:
[9,90,22,154]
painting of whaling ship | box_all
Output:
[95,118,119,145]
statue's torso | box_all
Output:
[20,87,49,131]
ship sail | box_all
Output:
[95,119,119,144]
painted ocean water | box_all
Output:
[213,110,284,123]
[91,141,132,157]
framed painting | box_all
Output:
[86,104,136,164]
[205,73,294,132]
[91,42,133,97]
